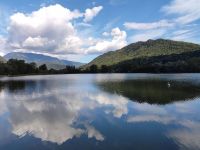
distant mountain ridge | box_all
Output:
[4,52,84,70]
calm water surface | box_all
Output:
[0,74,200,150]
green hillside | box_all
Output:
[86,39,200,68]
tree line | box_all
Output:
[0,59,81,75]
[0,59,111,75]
[2,50,200,75]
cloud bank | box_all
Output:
[1,4,126,59]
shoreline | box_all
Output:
[1,72,200,78]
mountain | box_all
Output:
[0,56,6,63]
[86,39,200,67]
[4,52,84,70]
[85,39,200,72]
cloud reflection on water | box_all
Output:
[0,74,200,149]
[0,82,128,144]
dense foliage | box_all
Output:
[0,59,81,75]
[110,50,200,73]
[81,50,200,73]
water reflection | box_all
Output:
[0,74,200,150]
[0,90,105,144]
[126,99,200,150]
[0,77,129,145]
[0,81,24,92]
[98,79,200,104]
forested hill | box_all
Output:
[86,39,200,68]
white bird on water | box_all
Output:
[167,82,171,88]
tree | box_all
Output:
[30,62,37,70]
[25,62,37,74]
[39,64,47,71]
[100,65,109,73]
[7,59,26,74]
[65,65,76,73]
[89,64,98,73]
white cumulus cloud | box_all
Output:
[84,6,103,22]
[7,4,82,54]
[86,27,127,53]
[0,4,127,58]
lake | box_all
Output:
[0,74,200,150]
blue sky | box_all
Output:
[0,0,200,62]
